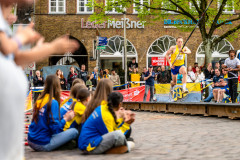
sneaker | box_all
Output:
[182,89,189,94]
[127,141,135,151]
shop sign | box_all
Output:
[81,18,145,29]
[98,37,108,46]
[97,46,106,50]
[151,57,170,66]
[164,19,232,28]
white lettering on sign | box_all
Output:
[81,18,145,29]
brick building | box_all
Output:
[33,0,240,82]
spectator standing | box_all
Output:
[79,64,88,83]
[90,73,97,90]
[33,70,44,87]
[92,67,98,80]
[98,69,108,81]
[157,66,170,84]
[128,58,138,75]
[67,66,78,89]
[195,66,205,83]
[143,65,155,102]
[86,75,93,91]
[109,69,121,90]
[56,69,66,90]
[187,66,196,83]
[204,63,214,79]
[222,50,240,103]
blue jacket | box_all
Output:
[78,101,130,152]
[28,94,66,145]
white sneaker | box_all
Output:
[127,141,135,151]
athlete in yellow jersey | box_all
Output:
[166,37,191,93]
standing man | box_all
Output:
[128,58,138,79]
[109,69,121,90]
[157,66,170,84]
[67,66,78,89]
[79,64,88,83]
[222,50,240,103]
[166,37,191,93]
[143,65,155,102]
[33,70,44,87]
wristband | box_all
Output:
[13,36,23,49]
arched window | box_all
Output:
[196,35,234,66]
[100,36,137,83]
[100,36,137,58]
[147,35,176,69]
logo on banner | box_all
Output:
[151,57,171,66]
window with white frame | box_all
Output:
[196,35,234,66]
[147,35,176,69]
[162,1,178,14]
[49,0,66,13]
[189,0,200,14]
[218,0,234,14]
[133,0,150,14]
[105,0,122,14]
[77,0,93,13]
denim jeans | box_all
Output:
[28,128,78,151]
[143,85,154,102]
[204,87,221,102]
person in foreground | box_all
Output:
[78,92,135,154]
[28,75,78,151]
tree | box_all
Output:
[88,0,240,65]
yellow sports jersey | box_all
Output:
[171,45,185,66]
[63,101,86,131]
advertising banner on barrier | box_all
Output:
[61,91,71,102]
[116,85,150,102]
[25,90,33,112]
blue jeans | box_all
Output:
[143,85,154,102]
[28,128,78,151]
[204,87,221,102]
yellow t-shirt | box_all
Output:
[171,45,185,66]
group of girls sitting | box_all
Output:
[28,75,135,154]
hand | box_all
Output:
[38,77,42,81]
[51,35,80,54]
[124,110,136,124]
[229,68,233,71]
[15,23,41,45]
[63,110,75,122]
[60,81,64,84]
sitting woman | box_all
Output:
[216,69,229,103]
[78,92,135,154]
[63,88,91,131]
[28,75,78,151]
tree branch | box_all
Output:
[191,0,201,15]
[209,0,228,36]
[168,0,198,23]
[215,15,240,29]
[212,24,240,46]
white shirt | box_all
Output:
[224,57,240,79]
[195,72,205,83]
[187,71,196,83]
[0,4,27,160]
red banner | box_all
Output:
[151,57,170,66]
[61,91,70,102]
[116,85,150,102]
[60,86,150,103]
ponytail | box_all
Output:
[107,92,123,124]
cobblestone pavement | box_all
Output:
[25,111,240,160]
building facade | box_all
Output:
[34,0,240,81]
